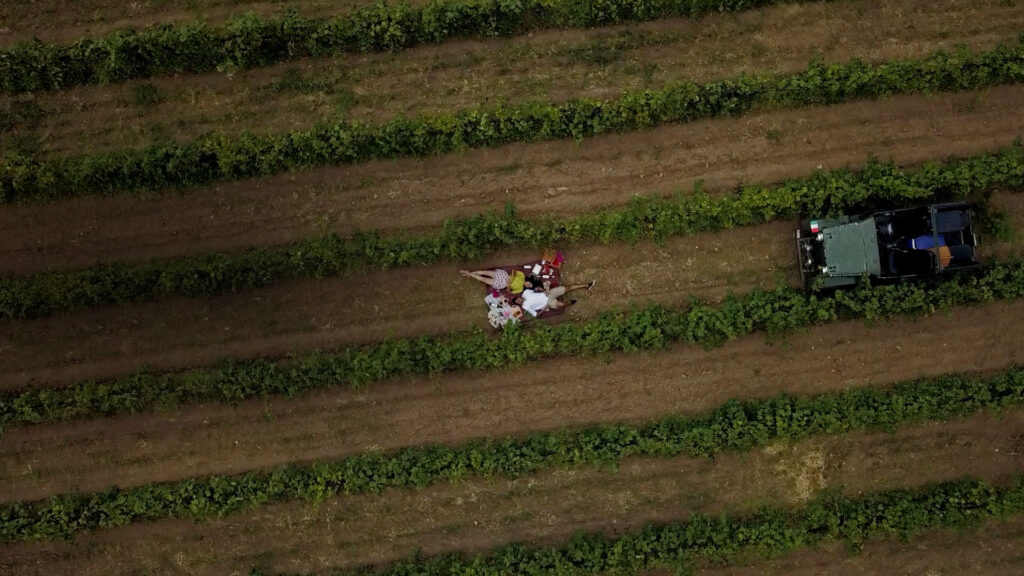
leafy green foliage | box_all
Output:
[2,367,1024,542]
[3,260,1024,429]
[0,0,808,94]
[307,477,1024,576]
[2,143,1023,320]
[3,42,1024,202]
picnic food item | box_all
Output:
[542,248,564,268]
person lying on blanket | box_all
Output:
[515,281,596,316]
[460,268,527,294]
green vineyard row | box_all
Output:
[2,366,1023,541]
[4,261,1024,430]
[3,42,1024,202]
[260,477,1024,576]
[1,0,813,93]
[2,143,1022,320]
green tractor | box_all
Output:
[796,202,980,289]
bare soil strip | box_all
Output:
[0,220,798,388]
[2,85,1023,278]
[4,0,1022,158]
[3,297,1024,503]
[695,518,1024,576]
[2,410,1022,576]
[2,187,1022,392]
[0,0,386,45]
[5,2,1024,574]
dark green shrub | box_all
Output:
[2,366,1024,542]
[2,260,1023,429]
[0,1,809,94]
[1,143,1022,320]
[309,477,1024,576]
[3,42,1024,202]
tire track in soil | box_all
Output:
[3,299,1024,503]
[2,410,1022,576]
[2,85,1023,275]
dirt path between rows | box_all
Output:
[3,186,1022,392]
[697,517,1024,576]
[3,85,1022,276]
[0,220,798,388]
[7,0,1022,157]
[3,297,1024,503]
[2,410,1022,576]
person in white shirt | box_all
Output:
[519,289,548,317]
[516,281,595,316]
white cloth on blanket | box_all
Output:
[484,292,519,328]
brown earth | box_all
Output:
[0,222,798,389]
[4,0,1022,157]
[0,0,390,45]
[2,184,1021,392]
[2,85,1023,278]
[696,518,1024,576]
[4,1,1024,574]
[2,409,1023,575]
[4,296,1024,503]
